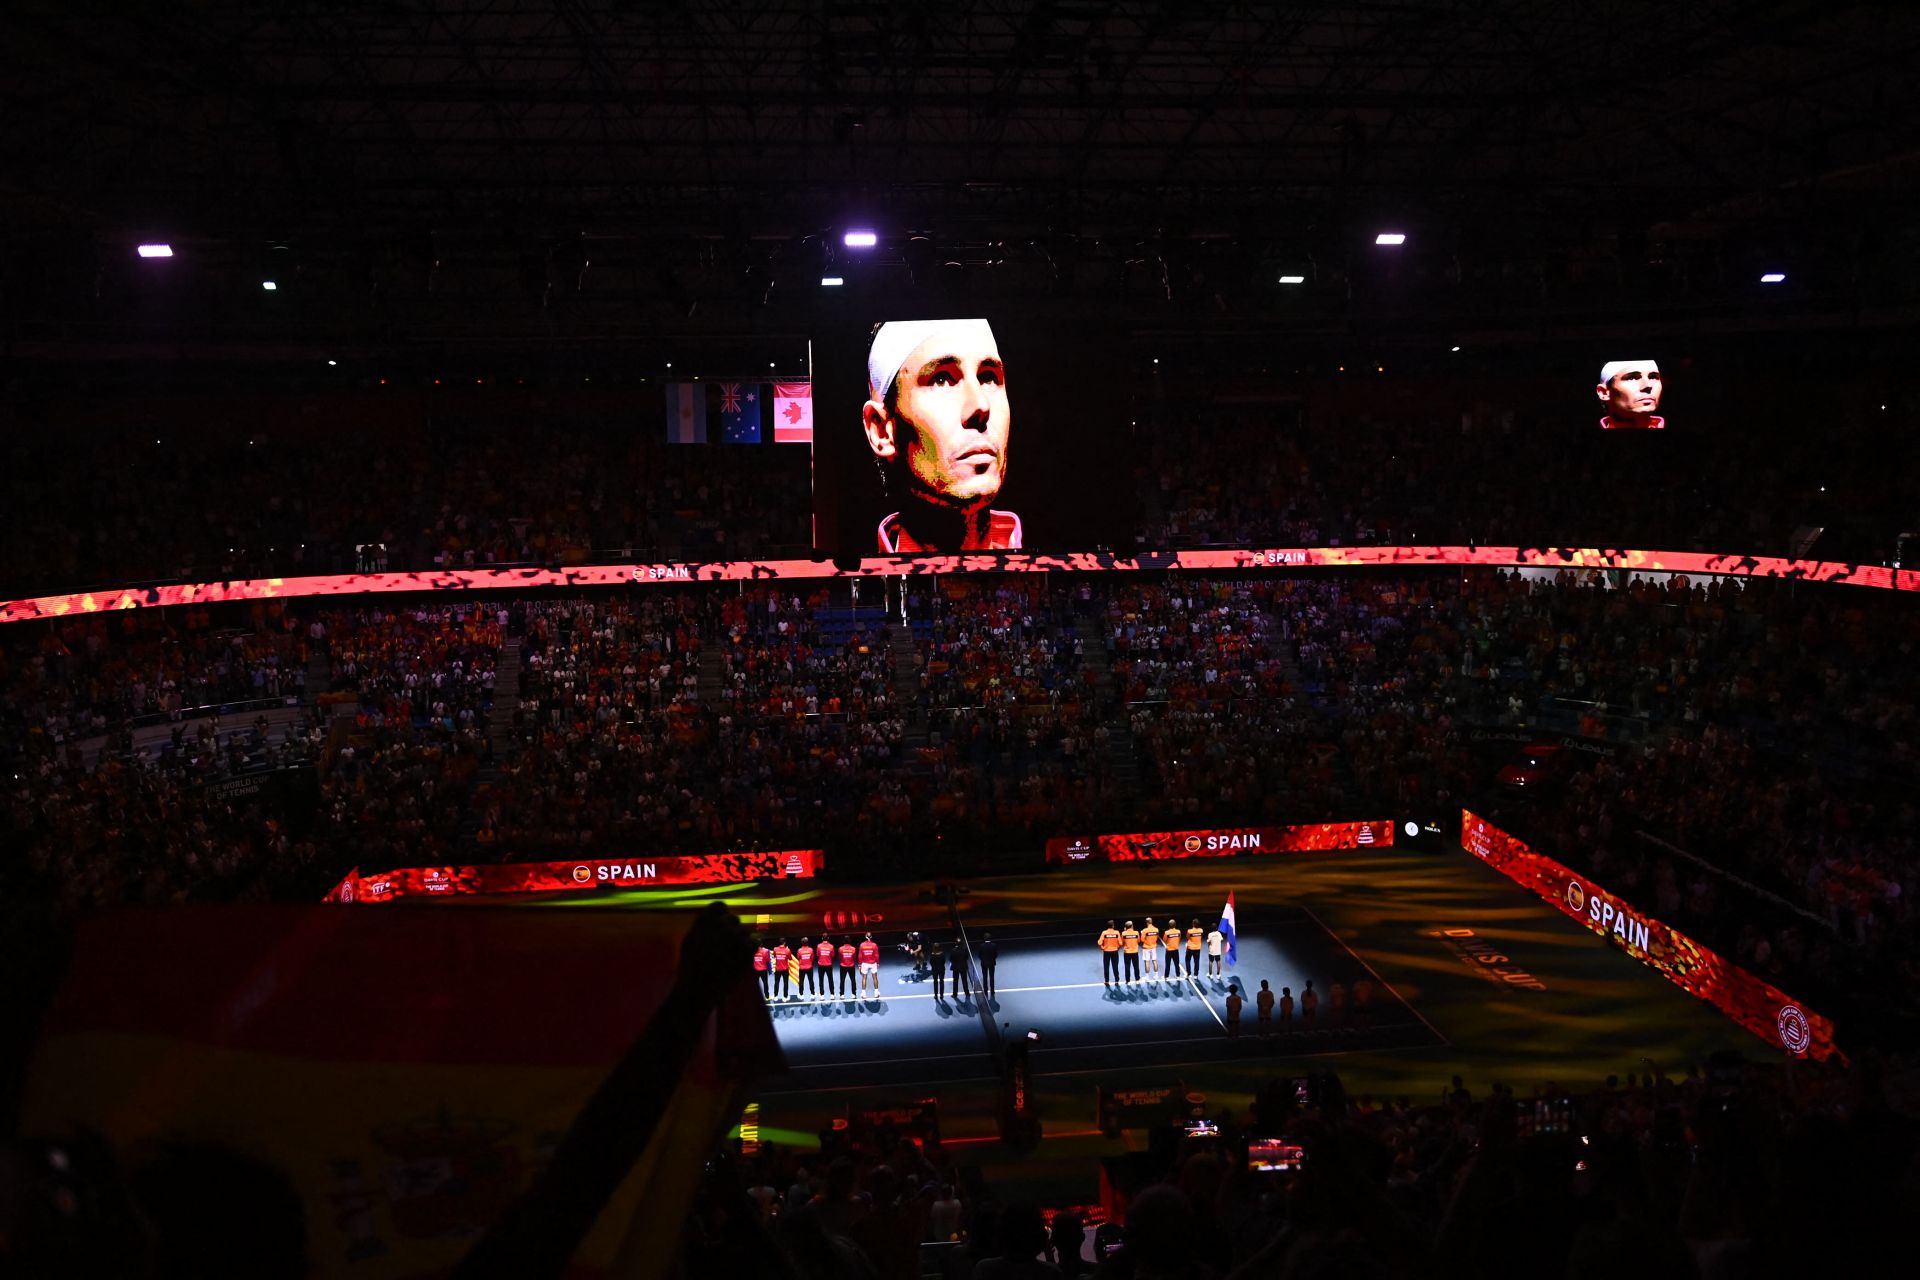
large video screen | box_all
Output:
[811,308,1136,558]
[1594,358,1666,430]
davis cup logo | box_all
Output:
[572,865,593,884]
[1356,824,1375,845]
[1184,835,1203,853]
[1777,1004,1812,1055]
[1565,880,1587,914]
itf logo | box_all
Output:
[1777,1004,1812,1055]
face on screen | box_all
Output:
[1597,362,1663,421]
[864,332,1010,511]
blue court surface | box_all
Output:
[763,910,1444,1092]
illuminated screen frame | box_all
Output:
[5,546,1915,626]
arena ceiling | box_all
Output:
[4,0,1919,346]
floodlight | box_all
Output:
[137,244,173,258]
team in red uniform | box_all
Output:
[858,933,880,998]
[770,939,791,1000]
[796,938,816,996]
[753,942,770,998]
[837,937,858,996]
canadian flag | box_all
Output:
[773,382,813,444]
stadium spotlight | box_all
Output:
[261,280,277,291]
[843,230,878,248]
[136,243,173,258]
[1451,345,1461,352]
[1277,274,1306,284]
[326,359,337,366]
[1760,272,1787,283]
[1374,232,1407,246]
[821,275,844,286]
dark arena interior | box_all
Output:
[5,3,1920,1277]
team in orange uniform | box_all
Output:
[1097,920,1122,986]
[1162,917,1182,981]
[1141,918,1161,976]
[1120,921,1142,981]
[1185,921,1203,977]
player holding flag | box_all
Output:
[1218,892,1239,971]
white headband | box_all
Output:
[1599,360,1659,384]
[867,318,998,401]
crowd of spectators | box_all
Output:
[0,416,813,597]
[908,579,1109,851]
[3,562,1916,1038]
[719,587,896,722]
[0,604,308,750]
[685,1052,1916,1279]
[4,385,1912,604]
[1134,396,1910,567]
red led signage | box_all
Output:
[1460,810,1839,1061]
[334,848,822,903]
[5,546,1915,626]
[1045,820,1391,865]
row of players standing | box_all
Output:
[751,932,1005,1002]
[1095,917,1220,984]
[754,933,884,1000]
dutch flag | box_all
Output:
[1219,892,1238,967]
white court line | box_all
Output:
[1186,974,1227,1030]
[762,1038,1441,1095]
[1299,904,1452,1048]
[769,977,1193,1006]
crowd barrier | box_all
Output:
[1046,820,1393,864]
[324,848,823,903]
[7,544,1917,626]
[1459,810,1839,1061]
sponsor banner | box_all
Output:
[344,848,823,902]
[6,546,1916,626]
[1045,821,1391,865]
[1460,810,1839,1061]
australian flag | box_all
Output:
[719,381,762,444]
[1219,892,1238,966]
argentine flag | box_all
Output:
[1219,892,1238,966]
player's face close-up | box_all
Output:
[886,337,1011,510]
[1601,366,1662,416]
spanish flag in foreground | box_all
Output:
[21,904,779,1279]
